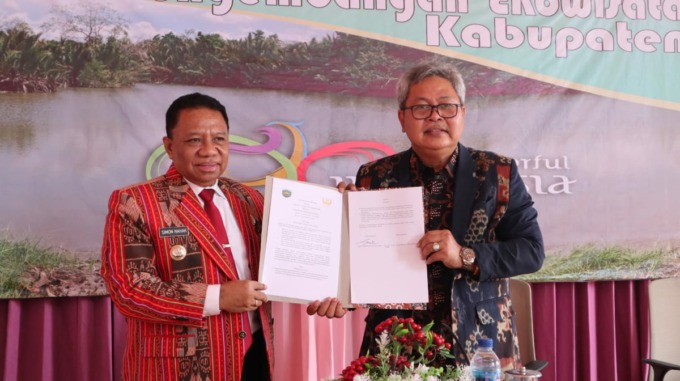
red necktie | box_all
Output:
[198,188,253,352]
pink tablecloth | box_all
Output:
[0,280,650,381]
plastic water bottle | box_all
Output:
[470,338,501,381]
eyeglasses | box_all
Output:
[402,103,462,120]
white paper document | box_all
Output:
[346,187,428,305]
[258,176,347,305]
[258,176,428,307]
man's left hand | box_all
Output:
[418,230,463,269]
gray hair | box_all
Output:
[396,62,466,109]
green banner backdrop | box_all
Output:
[1,0,678,298]
[162,0,680,108]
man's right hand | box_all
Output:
[219,280,268,313]
[337,181,358,193]
[306,298,347,319]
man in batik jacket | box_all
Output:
[309,62,544,371]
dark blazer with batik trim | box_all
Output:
[355,145,544,371]
[101,165,274,381]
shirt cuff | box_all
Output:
[203,284,221,317]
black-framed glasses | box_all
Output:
[402,103,462,120]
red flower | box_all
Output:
[337,316,455,380]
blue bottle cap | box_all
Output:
[478,338,493,348]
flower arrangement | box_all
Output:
[330,316,472,381]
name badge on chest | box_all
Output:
[159,226,189,238]
[160,227,190,261]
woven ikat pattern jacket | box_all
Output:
[101,165,274,381]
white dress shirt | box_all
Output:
[186,180,260,333]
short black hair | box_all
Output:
[165,93,229,138]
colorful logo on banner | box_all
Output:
[153,0,680,110]
[145,121,395,186]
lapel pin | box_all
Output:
[170,245,187,261]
